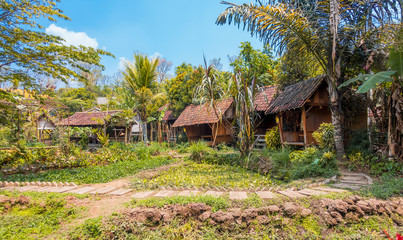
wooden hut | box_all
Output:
[35,113,56,145]
[157,104,178,143]
[266,75,332,146]
[172,98,234,145]
[58,110,141,144]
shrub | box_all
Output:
[289,147,338,179]
[312,123,335,150]
[187,141,216,163]
[267,147,292,180]
[265,126,281,150]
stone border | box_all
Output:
[156,181,327,193]
[0,181,77,188]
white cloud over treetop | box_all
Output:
[46,24,99,48]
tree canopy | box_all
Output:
[0,0,113,99]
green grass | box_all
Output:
[69,210,402,240]
[360,174,403,199]
[131,161,273,189]
[0,156,175,184]
[0,190,88,240]
[130,195,230,212]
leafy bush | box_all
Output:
[175,142,190,154]
[346,151,403,176]
[267,147,293,180]
[312,123,335,150]
[289,147,337,179]
[187,141,216,163]
[265,126,281,150]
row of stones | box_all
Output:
[0,181,77,188]
[157,181,327,193]
[132,187,346,200]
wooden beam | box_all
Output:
[302,106,307,146]
[278,114,284,144]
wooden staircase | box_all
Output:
[253,135,266,149]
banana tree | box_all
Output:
[216,0,400,160]
[340,47,403,159]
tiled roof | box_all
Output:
[255,85,277,112]
[58,110,120,126]
[157,104,176,121]
[267,75,326,114]
[172,98,234,127]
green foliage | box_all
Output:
[166,63,204,115]
[131,195,229,212]
[265,126,281,150]
[360,174,403,199]
[266,147,293,180]
[0,142,174,183]
[0,191,84,240]
[69,217,103,240]
[187,141,216,163]
[230,42,278,86]
[132,161,272,189]
[312,123,335,150]
[57,87,97,113]
[289,147,337,179]
[96,131,109,147]
[1,154,174,184]
[0,0,112,96]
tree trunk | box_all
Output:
[142,121,148,145]
[328,77,345,161]
[158,121,162,143]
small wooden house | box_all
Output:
[172,98,234,145]
[58,110,142,144]
[157,104,178,142]
[266,75,331,146]
[35,113,56,144]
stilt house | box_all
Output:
[266,75,332,146]
[172,98,234,145]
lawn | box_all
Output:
[0,155,175,184]
[0,190,88,240]
[131,161,273,189]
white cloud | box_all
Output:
[46,24,99,48]
[118,57,128,70]
[151,52,162,59]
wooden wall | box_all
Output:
[185,122,233,145]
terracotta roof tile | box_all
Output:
[255,85,277,112]
[173,98,233,127]
[58,110,120,126]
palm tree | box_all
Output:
[217,0,400,160]
[122,53,159,144]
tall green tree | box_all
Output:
[0,0,112,97]
[217,0,400,160]
[122,53,160,144]
[166,63,204,115]
[230,42,278,86]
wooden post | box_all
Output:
[278,114,284,144]
[302,106,307,146]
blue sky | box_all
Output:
[46,0,264,77]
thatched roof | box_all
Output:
[58,110,120,126]
[267,75,326,114]
[172,98,233,127]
